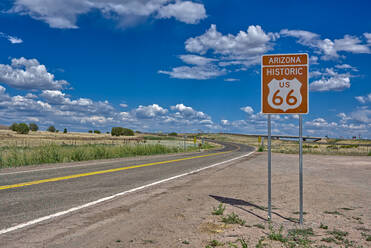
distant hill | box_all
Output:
[0,124,9,130]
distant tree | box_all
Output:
[94,130,101,134]
[16,123,30,134]
[47,125,56,133]
[106,131,109,134]
[135,130,142,134]
[29,123,39,132]
[56,130,59,133]
[63,128,67,133]
[111,127,134,136]
[111,127,123,136]
[9,123,18,131]
[88,130,93,133]
[122,128,134,136]
[168,132,177,136]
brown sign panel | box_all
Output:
[261,54,309,114]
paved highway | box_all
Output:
[0,141,254,234]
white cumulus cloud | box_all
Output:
[9,0,206,29]
[0,57,68,90]
[280,29,371,60]
[240,106,254,115]
[158,64,226,80]
[185,24,273,59]
[157,1,206,24]
[133,104,168,119]
[355,93,371,104]
[310,70,351,92]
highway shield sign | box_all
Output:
[261,54,308,114]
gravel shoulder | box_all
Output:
[1,152,370,247]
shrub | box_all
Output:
[122,128,134,136]
[9,123,18,131]
[88,130,93,133]
[94,130,101,134]
[63,128,67,133]
[16,123,29,134]
[212,203,226,215]
[29,123,39,131]
[111,127,134,136]
[47,125,56,132]
[168,132,178,136]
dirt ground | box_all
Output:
[2,152,370,248]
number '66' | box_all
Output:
[273,90,298,106]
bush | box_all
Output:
[9,123,18,131]
[29,123,39,131]
[111,127,134,136]
[168,132,178,136]
[88,130,93,133]
[94,130,101,134]
[63,128,67,133]
[47,125,56,132]
[16,123,30,134]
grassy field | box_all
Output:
[0,130,215,168]
[204,133,371,156]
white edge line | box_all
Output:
[0,151,254,235]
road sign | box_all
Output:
[262,54,308,114]
[261,53,309,224]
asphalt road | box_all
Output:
[0,141,254,232]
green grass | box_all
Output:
[361,232,371,241]
[327,229,348,241]
[288,228,314,237]
[221,212,246,226]
[255,237,266,248]
[237,239,248,248]
[143,135,176,140]
[321,237,338,244]
[212,203,226,216]
[0,143,198,168]
[268,225,287,243]
[320,223,328,229]
[208,240,223,247]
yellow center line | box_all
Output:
[0,150,231,191]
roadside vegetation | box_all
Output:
[0,127,217,168]
[203,204,368,247]
[0,143,206,168]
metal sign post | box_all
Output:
[268,114,272,220]
[299,115,303,225]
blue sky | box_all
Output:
[0,0,371,138]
